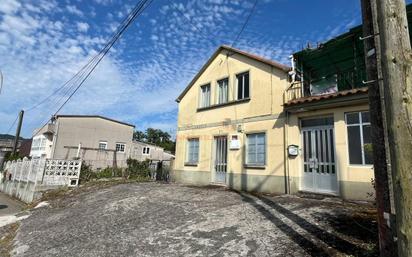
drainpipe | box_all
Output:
[283,110,290,194]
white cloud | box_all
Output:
[76,22,89,32]
[0,0,21,14]
[66,5,83,16]
[0,0,359,138]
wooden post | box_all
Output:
[375,1,412,256]
[360,0,396,255]
[12,110,24,156]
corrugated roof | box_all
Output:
[284,87,368,106]
[56,115,135,127]
[176,45,290,102]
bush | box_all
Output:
[126,158,150,179]
[79,161,97,183]
[96,167,123,179]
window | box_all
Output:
[186,138,199,164]
[236,71,250,100]
[217,78,228,104]
[246,133,266,166]
[115,143,126,153]
[200,84,211,108]
[98,141,107,150]
[346,111,372,165]
[142,146,150,155]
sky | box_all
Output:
[0,0,402,138]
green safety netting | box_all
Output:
[294,4,412,93]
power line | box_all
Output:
[53,0,154,115]
[231,0,258,47]
[0,70,3,94]
[25,0,153,113]
[32,0,154,137]
[5,114,18,135]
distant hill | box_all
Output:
[0,134,25,140]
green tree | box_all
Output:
[134,128,175,154]
[133,130,146,141]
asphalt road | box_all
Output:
[10,183,377,257]
[0,192,24,217]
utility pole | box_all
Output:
[374,0,412,256]
[360,1,396,256]
[12,110,24,156]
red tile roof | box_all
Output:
[284,87,369,106]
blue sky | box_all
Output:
[0,0,403,138]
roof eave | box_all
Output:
[176,45,290,102]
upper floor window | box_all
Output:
[236,71,250,100]
[115,143,126,153]
[186,138,199,164]
[200,84,211,108]
[142,146,150,155]
[217,78,228,104]
[98,141,107,150]
[246,132,266,166]
[345,111,372,165]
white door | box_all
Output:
[301,125,338,194]
[213,136,227,184]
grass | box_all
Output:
[28,177,152,209]
[0,222,19,257]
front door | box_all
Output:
[301,119,338,194]
[213,136,227,184]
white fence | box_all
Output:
[0,158,82,203]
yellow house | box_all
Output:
[172,44,375,201]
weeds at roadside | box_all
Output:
[0,222,20,257]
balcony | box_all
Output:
[284,68,368,107]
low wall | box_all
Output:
[1,158,82,203]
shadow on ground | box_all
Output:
[236,191,379,257]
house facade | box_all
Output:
[30,115,134,169]
[173,45,291,194]
[129,140,175,162]
[173,44,376,200]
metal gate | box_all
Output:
[213,136,227,183]
[301,123,338,194]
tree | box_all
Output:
[133,128,176,154]
[133,130,146,141]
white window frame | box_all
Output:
[217,77,229,104]
[199,83,211,108]
[98,141,108,150]
[245,132,266,166]
[345,111,372,165]
[142,146,150,155]
[115,143,126,153]
[186,138,199,165]
[236,71,250,100]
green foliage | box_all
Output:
[133,128,176,154]
[80,162,125,183]
[79,161,97,183]
[4,152,22,162]
[96,167,123,179]
[126,158,150,178]
[133,130,146,141]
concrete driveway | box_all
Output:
[11,183,377,257]
[0,192,24,217]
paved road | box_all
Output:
[11,183,377,257]
[0,192,24,217]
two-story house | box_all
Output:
[30,115,135,169]
[173,40,382,200]
[173,45,291,194]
